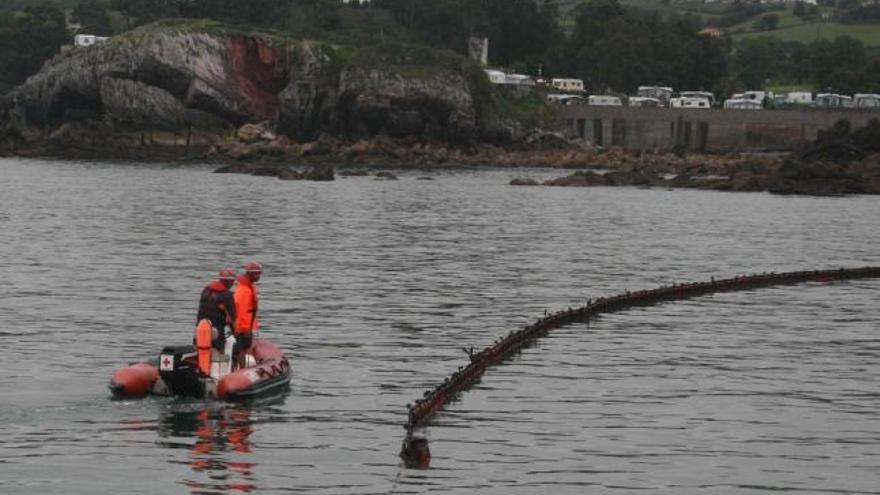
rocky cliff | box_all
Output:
[1,20,486,150]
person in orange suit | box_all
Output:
[233,261,262,358]
[196,268,237,350]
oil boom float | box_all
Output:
[400,267,880,468]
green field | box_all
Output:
[727,8,803,32]
[734,20,880,46]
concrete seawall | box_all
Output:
[561,106,879,152]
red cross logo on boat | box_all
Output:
[160,354,174,371]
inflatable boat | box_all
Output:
[109,325,290,401]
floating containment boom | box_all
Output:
[400,266,880,468]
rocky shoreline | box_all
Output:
[514,119,880,196]
[4,120,879,195]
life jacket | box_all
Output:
[234,275,259,334]
[197,280,236,332]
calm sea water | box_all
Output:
[0,157,878,494]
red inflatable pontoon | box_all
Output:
[110,338,290,401]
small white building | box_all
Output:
[74,34,109,47]
[588,95,622,106]
[854,93,880,109]
[484,69,506,85]
[670,97,711,109]
[551,78,584,93]
[724,98,762,110]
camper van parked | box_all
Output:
[670,97,710,109]
[815,93,853,108]
[854,94,880,109]
[785,92,813,105]
[724,98,762,110]
[637,86,673,105]
[679,91,716,106]
[588,95,622,106]
[551,78,585,93]
[628,97,661,107]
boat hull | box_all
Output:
[109,338,290,401]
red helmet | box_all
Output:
[245,261,263,274]
[219,268,236,287]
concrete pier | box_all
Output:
[561,106,879,152]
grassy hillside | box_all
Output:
[555,0,880,46]
[554,0,732,27]
[734,18,880,46]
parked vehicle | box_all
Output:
[785,91,813,105]
[588,95,623,106]
[742,90,773,103]
[679,91,716,107]
[547,94,586,105]
[724,98,762,110]
[628,96,661,108]
[814,93,854,108]
[670,96,710,109]
[551,78,585,93]
[637,86,674,105]
[854,94,880,109]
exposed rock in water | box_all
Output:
[338,168,371,176]
[213,162,334,181]
[543,170,611,187]
[769,119,880,196]
[509,177,539,186]
[214,163,255,174]
[374,171,399,180]
[277,168,304,180]
[303,165,335,181]
[538,121,880,196]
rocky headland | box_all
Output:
[0,19,562,165]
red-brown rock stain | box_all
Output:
[226,36,289,122]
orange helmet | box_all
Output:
[245,261,263,274]
[219,268,237,287]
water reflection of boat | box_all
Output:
[159,403,269,494]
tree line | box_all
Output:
[1,0,879,97]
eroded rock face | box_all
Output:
[276,54,476,144]
[6,26,480,146]
[8,31,288,130]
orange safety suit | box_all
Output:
[234,275,259,334]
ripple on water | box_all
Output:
[0,159,878,494]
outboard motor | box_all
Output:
[158,345,204,397]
